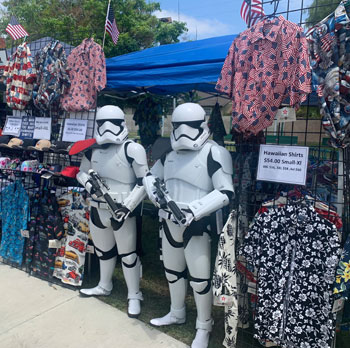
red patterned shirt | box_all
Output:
[216,16,311,135]
[61,38,106,111]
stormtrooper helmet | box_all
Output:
[95,105,128,145]
[170,103,210,151]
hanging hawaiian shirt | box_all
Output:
[0,181,29,265]
[30,191,64,279]
[240,203,341,348]
[33,40,70,111]
[334,234,350,299]
[53,189,90,286]
[4,43,37,110]
[60,38,106,111]
[216,16,311,135]
[307,1,350,148]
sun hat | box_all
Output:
[0,137,24,149]
[27,139,52,151]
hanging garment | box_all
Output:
[213,211,239,348]
[60,38,106,111]
[32,40,70,111]
[307,1,350,148]
[0,181,29,265]
[133,96,162,147]
[334,234,350,299]
[240,203,341,348]
[4,43,37,110]
[30,191,64,279]
[53,189,90,286]
[216,16,311,135]
[208,102,227,145]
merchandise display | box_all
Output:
[0,2,350,347]
[307,0,350,148]
[32,40,70,111]
[53,189,90,286]
[60,38,106,111]
[4,42,37,110]
[143,103,234,348]
[216,15,311,135]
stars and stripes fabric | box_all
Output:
[240,0,265,27]
[105,4,120,45]
[6,16,29,40]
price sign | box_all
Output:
[20,116,36,139]
[3,116,22,136]
[33,117,51,140]
[62,119,88,142]
[257,145,309,185]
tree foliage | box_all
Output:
[305,0,339,27]
[0,0,187,57]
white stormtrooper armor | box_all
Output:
[77,105,149,318]
[143,103,234,348]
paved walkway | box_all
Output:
[0,263,188,348]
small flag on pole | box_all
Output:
[6,16,29,40]
[105,4,120,45]
[241,0,265,27]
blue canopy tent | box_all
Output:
[105,34,237,96]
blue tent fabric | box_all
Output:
[106,34,237,95]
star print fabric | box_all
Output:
[216,16,311,135]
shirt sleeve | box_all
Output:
[289,31,312,108]
[239,212,263,268]
[92,43,106,92]
[215,41,236,98]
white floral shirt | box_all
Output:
[240,204,341,348]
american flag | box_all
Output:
[105,4,119,45]
[241,0,265,27]
[6,16,29,40]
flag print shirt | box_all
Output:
[307,1,350,148]
[61,38,106,111]
[240,204,341,348]
[216,16,311,135]
[4,43,36,110]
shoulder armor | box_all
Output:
[210,143,233,175]
[125,141,148,166]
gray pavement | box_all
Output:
[0,263,188,348]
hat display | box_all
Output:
[27,139,52,151]
[60,166,79,178]
[50,141,73,154]
[0,135,10,145]
[0,137,24,149]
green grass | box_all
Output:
[82,214,350,348]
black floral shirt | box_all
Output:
[240,204,341,348]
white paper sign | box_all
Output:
[257,145,309,185]
[33,117,51,140]
[62,119,88,142]
[276,107,297,122]
[3,116,22,136]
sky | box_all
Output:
[154,0,315,41]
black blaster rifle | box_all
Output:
[88,170,128,227]
[153,177,187,226]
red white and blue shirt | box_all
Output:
[216,16,311,135]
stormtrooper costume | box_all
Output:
[143,103,234,348]
[77,105,149,318]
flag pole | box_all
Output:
[103,0,111,50]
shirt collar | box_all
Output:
[248,15,284,43]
